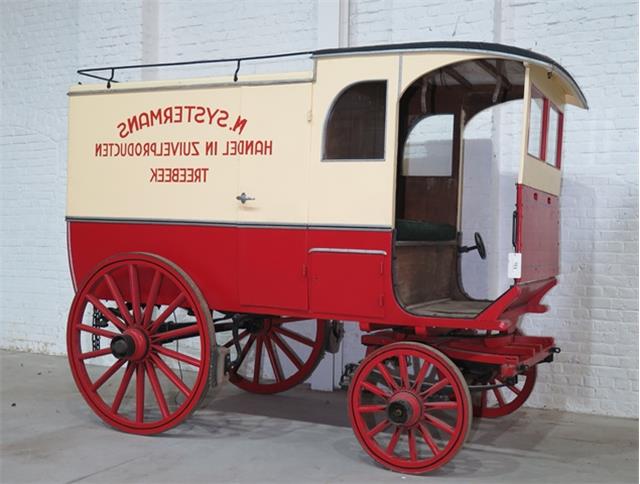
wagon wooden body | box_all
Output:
[66,42,587,474]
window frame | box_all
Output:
[322,79,388,162]
[527,85,564,169]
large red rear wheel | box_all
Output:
[348,342,472,474]
[67,253,214,435]
[224,318,327,394]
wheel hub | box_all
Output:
[110,328,149,361]
[387,391,422,427]
[245,318,267,334]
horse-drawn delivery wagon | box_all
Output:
[66,41,587,474]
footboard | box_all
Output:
[362,330,559,378]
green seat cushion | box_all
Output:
[396,219,457,241]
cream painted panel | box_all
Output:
[309,55,399,227]
[529,65,567,110]
[521,154,562,195]
[400,52,491,95]
[518,65,562,196]
[67,86,270,222]
[237,83,312,224]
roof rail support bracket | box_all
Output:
[233,60,241,82]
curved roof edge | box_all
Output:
[313,41,588,109]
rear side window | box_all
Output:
[527,86,564,168]
[527,89,544,158]
[324,81,387,160]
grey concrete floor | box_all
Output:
[0,350,637,484]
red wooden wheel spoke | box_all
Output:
[424,401,459,410]
[421,377,450,399]
[424,414,454,435]
[264,337,284,382]
[492,387,506,407]
[142,271,162,327]
[270,332,304,370]
[412,361,432,392]
[86,295,127,332]
[366,419,390,438]
[79,348,112,360]
[104,273,133,327]
[375,363,400,391]
[76,324,118,339]
[497,378,522,396]
[153,345,201,368]
[152,323,200,343]
[235,334,256,369]
[252,337,264,384]
[418,423,441,456]
[386,427,401,454]
[223,330,249,348]
[128,264,142,325]
[358,404,387,414]
[148,293,186,334]
[361,381,391,400]
[146,361,170,419]
[150,353,191,397]
[398,354,410,389]
[273,326,315,347]
[112,362,135,413]
[408,429,418,462]
[91,359,126,391]
[136,363,145,423]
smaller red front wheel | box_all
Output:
[473,366,537,418]
[348,342,472,474]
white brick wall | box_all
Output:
[0,0,637,418]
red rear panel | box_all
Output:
[516,184,560,283]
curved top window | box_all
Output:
[323,80,387,160]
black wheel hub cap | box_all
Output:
[110,334,135,359]
[388,400,412,425]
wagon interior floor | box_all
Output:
[405,298,492,317]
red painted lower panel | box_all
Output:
[309,251,385,318]
[516,184,560,283]
[68,222,240,310]
[238,227,308,311]
[68,221,556,332]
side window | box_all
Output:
[402,114,455,176]
[324,81,387,160]
[545,105,563,167]
[527,85,564,168]
[527,89,544,158]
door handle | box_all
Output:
[236,192,255,204]
[512,210,518,248]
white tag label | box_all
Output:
[508,252,522,279]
